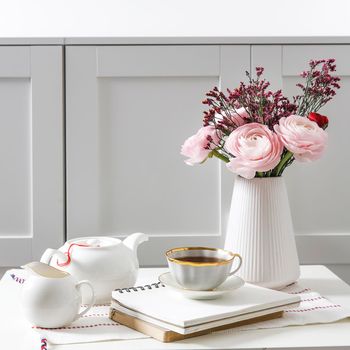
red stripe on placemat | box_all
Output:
[82,313,109,318]
[288,288,311,294]
[33,323,120,330]
[41,338,47,350]
[300,296,325,302]
[285,304,342,313]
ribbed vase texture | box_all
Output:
[225,176,300,289]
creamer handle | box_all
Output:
[75,280,95,320]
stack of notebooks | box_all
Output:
[109,282,300,342]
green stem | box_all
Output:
[273,151,293,176]
[211,149,230,163]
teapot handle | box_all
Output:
[40,248,67,265]
[74,280,95,320]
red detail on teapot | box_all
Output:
[57,243,90,267]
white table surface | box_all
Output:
[1,265,350,350]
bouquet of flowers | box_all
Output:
[181,59,341,179]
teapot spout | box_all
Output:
[123,232,148,254]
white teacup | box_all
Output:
[166,247,242,291]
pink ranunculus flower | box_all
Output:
[225,123,283,179]
[214,107,249,128]
[274,115,328,162]
[181,126,220,165]
[215,107,249,129]
[228,107,250,127]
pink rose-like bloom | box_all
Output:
[228,107,250,127]
[225,123,283,179]
[214,107,249,128]
[274,115,328,162]
[181,126,220,165]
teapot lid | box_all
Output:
[65,236,122,248]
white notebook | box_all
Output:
[111,282,300,334]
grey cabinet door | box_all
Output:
[0,46,64,265]
[252,45,350,265]
[66,45,250,265]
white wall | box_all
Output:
[0,0,349,39]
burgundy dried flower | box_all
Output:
[256,67,264,77]
[201,68,298,132]
[294,58,341,116]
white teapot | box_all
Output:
[40,233,148,303]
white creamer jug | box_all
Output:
[21,262,95,328]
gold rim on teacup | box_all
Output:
[165,247,238,267]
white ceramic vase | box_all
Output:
[224,176,300,289]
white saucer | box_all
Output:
[158,272,245,300]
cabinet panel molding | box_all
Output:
[0,47,30,77]
[283,45,350,76]
[96,46,220,77]
[31,46,65,259]
[66,45,250,264]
